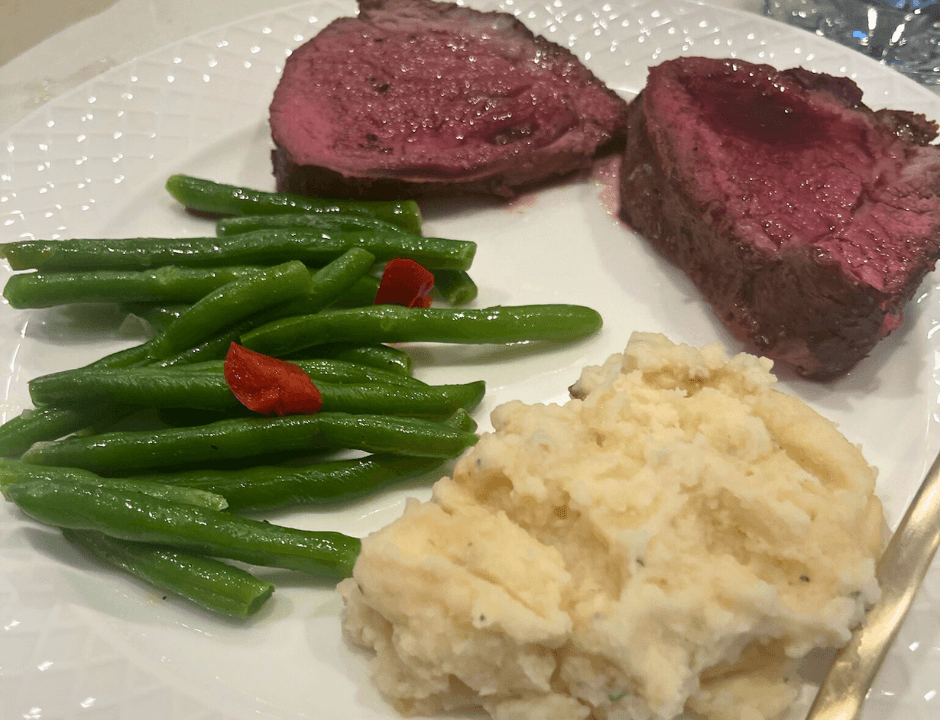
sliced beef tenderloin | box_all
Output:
[270,0,628,200]
[620,56,940,380]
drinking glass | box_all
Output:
[764,0,940,84]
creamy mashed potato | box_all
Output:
[339,332,884,720]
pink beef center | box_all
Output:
[650,66,940,294]
[274,24,585,177]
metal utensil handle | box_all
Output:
[806,451,940,720]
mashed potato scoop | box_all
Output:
[340,332,885,720]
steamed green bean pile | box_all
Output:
[0,175,603,619]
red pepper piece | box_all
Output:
[223,342,322,416]
[374,258,435,308]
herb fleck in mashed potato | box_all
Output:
[339,332,884,720]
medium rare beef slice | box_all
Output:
[620,57,940,379]
[270,0,628,199]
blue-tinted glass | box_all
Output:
[765,0,940,85]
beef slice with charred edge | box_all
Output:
[619,57,940,380]
[270,0,628,200]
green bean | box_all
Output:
[137,410,475,509]
[0,404,125,457]
[148,260,312,359]
[122,259,378,330]
[216,213,412,237]
[63,529,275,618]
[279,380,486,418]
[4,340,156,454]
[0,339,227,454]
[165,174,422,234]
[0,459,228,511]
[124,304,189,332]
[0,251,381,454]
[4,479,360,579]
[0,230,474,273]
[330,274,381,308]
[20,412,478,474]
[29,340,157,397]
[244,248,376,323]
[441,407,478,434]
[208,226,472,307]
[151,315,284,368]
[135,453,445,512]
[125,249,379,368]
[294,343,413,375]
[250,380,487,419]
[152,408,238,428]
[123,269,379,326]
[158,404,476,435]
[30,364,484,418]
[2,266,267,309]
[86,341,157,369]
[144,249,375,366]
[241,304,604,357]
[0,338,158,456]
[154,323,250,367]
[163,341,414,378]
[171,358,423,386]
[433,269,478,306]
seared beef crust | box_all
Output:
[270,0,628,199]
[620,57,940,379]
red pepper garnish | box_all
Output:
[223,342,322,416]
[374,258,435,308]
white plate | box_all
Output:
[1,1,939,718]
